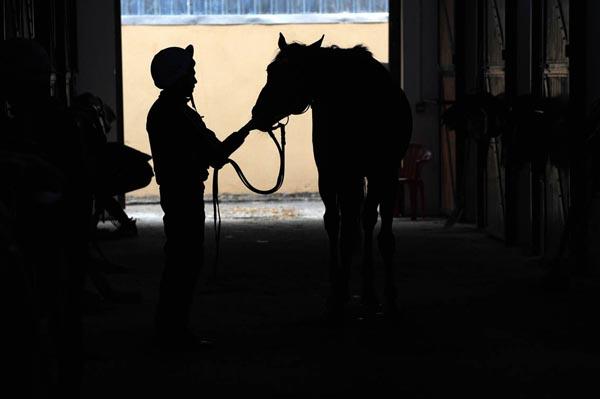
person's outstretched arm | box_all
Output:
[220,120,255,160]
[208,120,255,169]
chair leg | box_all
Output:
[418,181,425,219]
[393,181,405,218]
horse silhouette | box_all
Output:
[252,33,412,319]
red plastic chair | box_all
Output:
[394,143,433,220]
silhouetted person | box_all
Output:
[0,38,90,398]
[146,44,254,347]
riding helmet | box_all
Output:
[150,44,195,89]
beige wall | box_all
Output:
[122,23,388,197]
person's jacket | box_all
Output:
[146,90,247,188]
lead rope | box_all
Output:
[211,123,287,278]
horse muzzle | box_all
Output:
[251,108,286,132]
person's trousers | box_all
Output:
[155,185,205,335]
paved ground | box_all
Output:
[82,200,600,398]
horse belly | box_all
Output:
[311,86,412,178]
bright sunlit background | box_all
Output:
[121,0,389,198]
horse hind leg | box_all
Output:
[336,179,364,310]
[361,184,380,315]
[325,204,343,303]
[378,178,400,317]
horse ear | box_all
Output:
[278,33,288,50]
[309,35,324,49]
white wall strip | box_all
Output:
[121,12,388,25]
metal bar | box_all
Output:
[542,0,548,79]
[418,0,423,101]
[453,0,466,219]
[2,0,6,40]
[63,0,71,106]
[543,74,551,97]
[491,0,505,49]
[26,0,34,38]
[49,0,56,96]
[20,0,25,34]
[557,168,568,223]
[442,0,455,57]
[114,0,126,144]
[542,167,548,254]
[9,0,19,37]
[445,111,457,220]
[492,139,506,222]
[555,0,568,43]
[503,0,518,245]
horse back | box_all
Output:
[311,57,412,177]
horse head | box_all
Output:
[251,33,324,131]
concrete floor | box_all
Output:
[83,200,600,398]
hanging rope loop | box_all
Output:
[211,123,287,278]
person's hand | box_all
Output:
[240,119,256,134]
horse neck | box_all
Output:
[308,50,353,105]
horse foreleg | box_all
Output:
[378,179,399,316]
[319,182,342,316]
